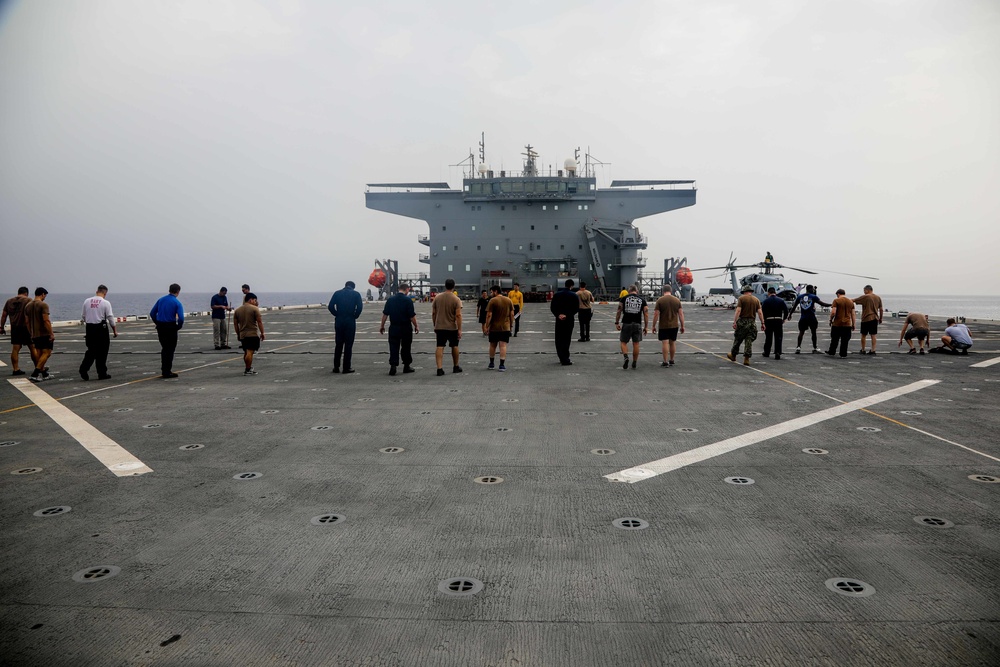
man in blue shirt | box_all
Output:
[786,285,830,354]
[761,287,789,359]
[328,280,364,374]
[149,283,184,378]
[210,287,232,350]
[379,283,419,375]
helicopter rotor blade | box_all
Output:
[810,269,880,280]
[779,265,819,275]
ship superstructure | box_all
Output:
[365,141,696,297]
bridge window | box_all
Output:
[501,182,513,193]
[512,182,524,193]
[547,182,559,192]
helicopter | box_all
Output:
[690,252,879,309]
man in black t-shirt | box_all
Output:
[615,285,648,370]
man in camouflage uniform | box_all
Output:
[727,285,766,366]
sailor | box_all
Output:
[727,285,765,366]
[233,293,265,375]
[765,251,774,264]
[149,284,184,379]
[484,285,514,371]
[431,278,463,376]
[1,286,34,376]
[826,289,856,358]
[898,312,930,354]
[939,318,973,355]
[550,279,580,365]
[576,281,594,342]
[652,284,684,366]
[24,288,54,382]
[761,287,789,360]
[615,285,648,370]
[787,285,830,353]
[852,285,884,355]
[210,287,233,350]
[379,282,418,375]
[328,280,364,374]
[508,283,524,337]
[241,284,251,296]
[476,290,489,336]
[79,285,117,381]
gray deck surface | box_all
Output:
[1,302,998,666]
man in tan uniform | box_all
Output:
[576,281,594,342]
[727,285,765,366]
[24,288,54,382]
[652,284,685,366]
[898,312,930,354]
[853,285,883,355]
[233,293,265,375]
[826,289,856,358]
[484,285,515,371]
[432,278,463,376]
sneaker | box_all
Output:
[162,372,179,379]
[869,351,876,356]
[762,353,770,358]
[97,374,112,380]
[29,374,41,382]
[774,355,781,360]
[919,349,925,355]
[498,363,506,372]
[961,348,969,356]
[795,347,801,354]
[221,345,232,350]
[453,366,463,373]
[623,357,629,370]
[825,350,835,356]
[561,360,573,366]
[578,338,587,342]
[812,348,820,354]
[11,370,25,376]
[214,346,221,350]
[244,368,257,375]
[437,368,445,376]
[331,368,340,374]
[661,362,669,367]
[389,366,397,376]
[403,366,415,373]
[669,360,675,366]
[631,360,636,369]
[488,360,495,370]
[80,371,90,381]
[743,357,750,366]
[726,353,736,362]
[342,369,356,374]
[908,349,916,355]
[858,349,867,355]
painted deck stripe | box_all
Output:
[0,359,6,366]
[605,379,939,483]
[7,378,153,477]
[970,356,1000,368]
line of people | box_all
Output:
[726,284,973,365]
[1,281,976,382]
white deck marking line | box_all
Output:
[605,380,939,483]
[970,356,1000,368]
[7,378,153,477]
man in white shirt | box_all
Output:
[80,285,117,381]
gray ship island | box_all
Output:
[366,142,695,298]
[1,143,999,666]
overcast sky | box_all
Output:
[2,0,998,296]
